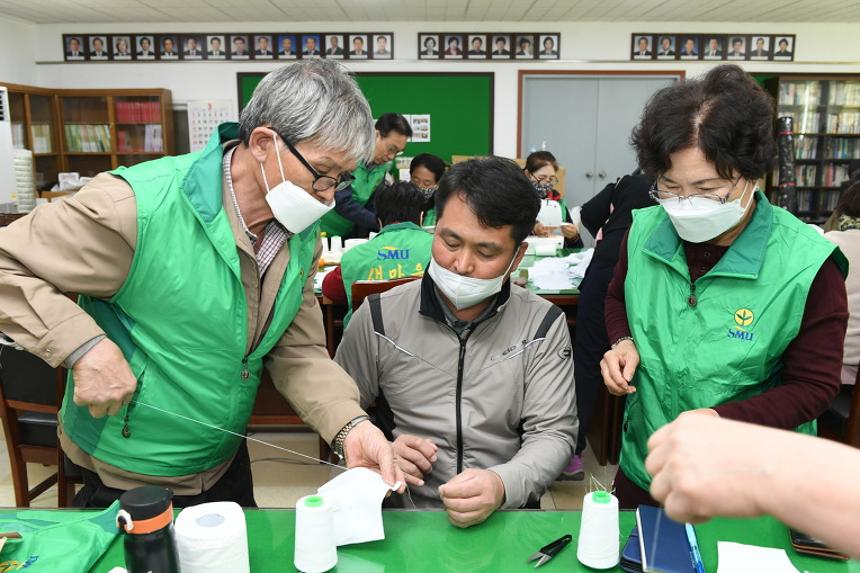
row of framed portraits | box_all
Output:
[418,33,560,60]
[62,33,394,62]
[631,33,796,62]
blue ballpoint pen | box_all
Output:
[685,523,706,573]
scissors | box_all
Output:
[527,534,573,567]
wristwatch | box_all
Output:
[332,415,370,459]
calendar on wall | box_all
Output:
[188,100,235,152]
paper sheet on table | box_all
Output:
[716,542,801,573]
[529,257,575,290]
[317,468,398,546]
[537,200,563,228]
[563,249,594,281]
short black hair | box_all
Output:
[435,157,539,246]
[631,64,776,181]
[374,181,426,226]
[836,180,860,218]
[779,38,789,46]
[410,153,446,183]
[375,113,413,138]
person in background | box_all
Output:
[410,153,447,227]
[558,170,655,480]
[319,113,412,239]
[0,60,404,508]
[523,151,581,247]
[600,65,848,508]
[322,182,432,326]
[646,413,860,561]
[825,181,860,388]
[336,158,577,526]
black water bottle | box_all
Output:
[117,486,180,573]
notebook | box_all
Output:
[636,505,697,573]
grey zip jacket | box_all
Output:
[335,273,578,508]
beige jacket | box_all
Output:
[0,146,364,493]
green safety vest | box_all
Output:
[423,206,437,227]
[60,123,319,476]
[319,161,391,238]
[340,222,433,326]
[620,192,847,491]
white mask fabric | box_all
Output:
[315,467,400,546]
[259,136,333,234]
[659,181,756,243]
[427,252,517,310]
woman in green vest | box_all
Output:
[410,153,447,227]
[319,113,412,239]
[600,65,849,508]
[322,181,433,326]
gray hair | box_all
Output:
[238,60,374,164]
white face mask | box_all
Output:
[259,136,333,234]
[659,182,756,243]
[427,252,517,311]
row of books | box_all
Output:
[115,101,162,123]
[779,110,820,133]
[116,124,164,153]
[825,112,860,134]
[795,165,818,187]
[796,190,841,213]
[64,124,111,152]
[11,122,25,149]
[823,164,851,187]
[793,136,818,159]
[828,82,860,106]
[825,138,860,159]
[30,124,52,153]
[779,82,821,106]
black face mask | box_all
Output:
[532,180,554,199]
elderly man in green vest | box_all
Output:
[0,60,404,507]
[319,113,412,239]
[322,181,433,326]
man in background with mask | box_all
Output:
[600,65,848,509]
[335,157,578,528]
[0,60,404,507]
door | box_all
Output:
[521,73,678,209]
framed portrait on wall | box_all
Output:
[373,34,392,59]
[631,34,653,59]
[112,35,132,60]
[88,35,108,60]
[182,35,204,60]
[726,36,746,59]
[205,35,225,59]
[254,35,274,59]
[277,35,297,59]
[491,34,512,59]
[773,35,794,60]
[419,34,439,59]
[539,34,559,59]
[63,35,85,60]
[136,35,155,59]
[444,34,463,59]
[324,34,345,59]
[679,35,699,59]
[349,34,368,59]
[656,35,676,59]
[158,35,179,60]
[467,35,487,59]
[702,36,724,60]
[302,34,321,58]
[515,35,534,59]
[749,35,770,60]
[230,35,250,59]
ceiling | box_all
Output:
[0,0,859,23]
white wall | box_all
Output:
[0,16,37,85]
[25,20,860,157]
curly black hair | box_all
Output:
[631,64,776,181]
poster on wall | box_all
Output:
[418,32,559,60]
[408,114,431,143]
[188,100,235,152]
[629,33,795,62]
[61,32,394,62]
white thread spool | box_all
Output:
[174,501,250,573]
[329,236,343,253]
[577,490,620,569]
[294,494,337,573]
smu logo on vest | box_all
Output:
[728,308,755,342]
[377,246,411,261]
[0,556,38,572]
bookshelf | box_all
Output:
[764,75,860,223]
[0,83,173,188]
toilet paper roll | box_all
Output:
[175,501,250,573]
[535,243,558,257]
[295,495,337,573]
[577,491,620,569]
[329,236,343,252]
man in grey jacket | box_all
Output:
[336,157,578,527]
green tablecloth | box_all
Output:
[88,509,860,572]
[516,248,582,296]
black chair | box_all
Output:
[0,345,79,506]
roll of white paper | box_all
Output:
[294,494,337,573]
[329,236,343,252]
[175,501,250,573]
[577,491,620,569]
[343,238,368,252]
[535,243,558,257]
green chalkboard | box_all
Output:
[236,71,494,162]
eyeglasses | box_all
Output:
[385,145,404,158]
[649,176,743,205]
[276,133,354,192]
[530,173,559,186]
